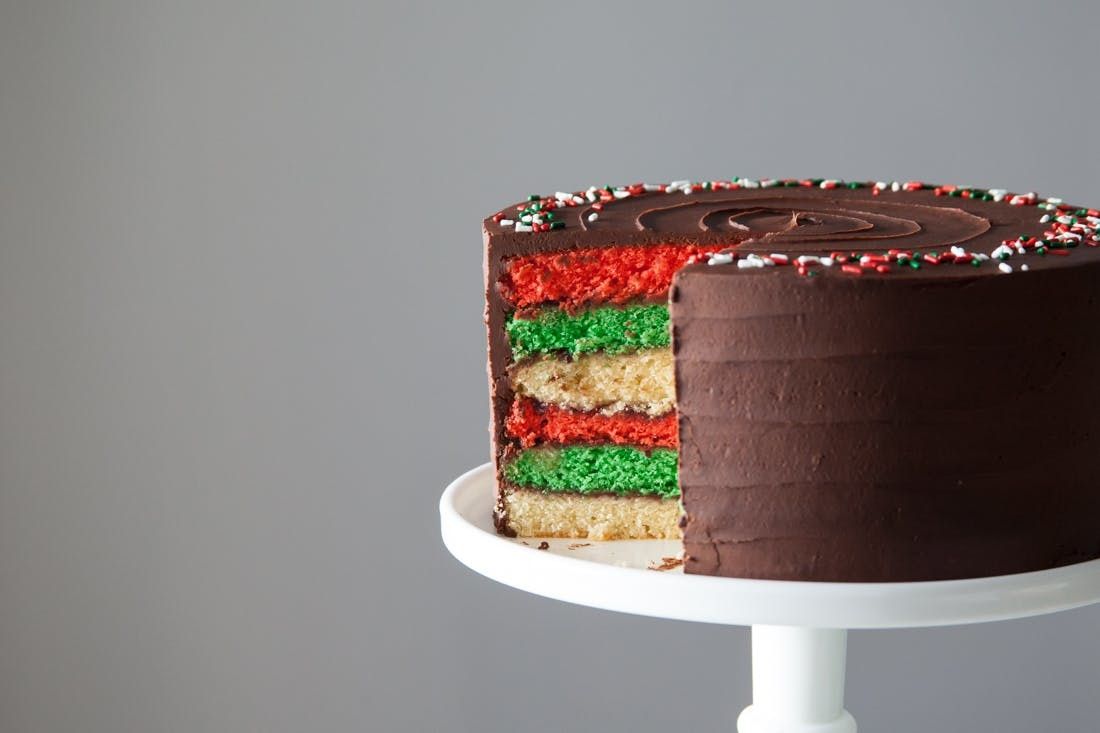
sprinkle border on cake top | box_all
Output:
[488,178,1100,277]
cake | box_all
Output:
[484,178,1100,582]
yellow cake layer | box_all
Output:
[511,349,675,416]
[503,488,682,540]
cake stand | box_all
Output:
[440,464,1100,733]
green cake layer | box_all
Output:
[504,445,679,498]
[506,303,670,360]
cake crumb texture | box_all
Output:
[504,445,679,498]
[505,398,677,448]
[506,303,669,360]
[499,244,709,309]
[503,489,682,540]
[511,349,674,415]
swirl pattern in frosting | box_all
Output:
[486,180,1100,277]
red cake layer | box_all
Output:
[499,244,712,309]
[505,398,678,449]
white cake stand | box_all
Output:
[440,464,1100,733]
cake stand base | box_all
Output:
[440,464,1100,733]
[739,626,855,733]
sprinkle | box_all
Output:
[708,253,734,266]
[1021,264,1030,271]
[499,219,514,227]
[998,262,1013,274]
[587,212,598,223]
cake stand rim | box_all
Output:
[440,463,1100,629]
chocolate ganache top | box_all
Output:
[484,179,1100,278]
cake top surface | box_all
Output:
[484,179,1100,279]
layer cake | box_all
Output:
[484,178,1100,581]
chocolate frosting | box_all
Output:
[485,182,1100,580]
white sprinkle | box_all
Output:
[585,190,598,202]
[555,191,572,201]
[991,244,1012,259]
[890,181,901,192]
[796,255,820,266]
[998,262,1013,274]
[612,189,631,199]
[950,246,967,257]
[874,181,887,190]
[736,259,759,269]
[761,179,779,188]
[587,212,599,223]
[820,256,835,267]
[1021,264,1030,272]
[708,253,734,266]
[514,223,533,233]
[989,189,1007,202]
[741,179,761,189]
[643,184,662,192]
[1057,215,1075,225]
[975,253,991,261]
[1047,197,1063,205]
[499,219,514,227]
[1040,214,1052,224]
[668,180,690,189]
[520,214,533,223]
[1015,242,1026,255]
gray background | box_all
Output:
[1,1,1099,731]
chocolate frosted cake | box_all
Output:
[484,178,1100,582]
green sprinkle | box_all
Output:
[909,260,921,270]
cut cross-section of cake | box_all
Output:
[489,244,709,540]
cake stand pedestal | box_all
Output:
[440,464,1100,733]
